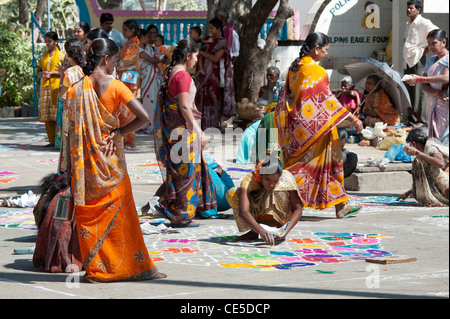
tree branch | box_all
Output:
[239,0,279,41]
[265,0,294,51]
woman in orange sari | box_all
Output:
[116,20,140,150]
[361,74,400,127]
[274,32,364,218]
[65,38,166,282]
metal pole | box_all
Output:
[31,12,37,116]
[47,0,50,31]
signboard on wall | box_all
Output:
[423,0,449,13]
[315,0,359,34]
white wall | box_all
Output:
[268,0,449,90]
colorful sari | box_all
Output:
[362,89,400,126]
[118,36,141,95]
[154,72,217,225]
[118,36,140,146]
[274,56,349,210]
[66,77,159,282]
[57,66,84,171]
[195,37,236,129]
[139,44,160,132]
[226,170,301,232]
[411,138,449,206]
[424,54,449,145]
[33,186,82,273]
[38,47,65,144]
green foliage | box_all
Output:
[50,0,79,38]
[0,0,18,24]
[0,23,33,107]
[171,0,207,11]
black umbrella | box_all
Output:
[344,57,411,115]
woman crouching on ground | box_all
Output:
[400,127,449,206]
[226,158,303,246]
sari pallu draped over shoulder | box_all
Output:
[68,77,126,206]
[274,56,350,210]
[154,89,217,225]
[67,77,157,282]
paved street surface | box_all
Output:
[0,118,448,301]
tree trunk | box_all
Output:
[32,0,47,43]
[206,0,252,32]
[18,0,28,27]
[157,0,167,11]
[233,0,294,102]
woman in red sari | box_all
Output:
[274,32,364,218]
[195,18,236,130]
[65,38,166,282]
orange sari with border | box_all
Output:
[66,77,158,282]
[274,56,350,210]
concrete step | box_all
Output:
[344,162,412,192]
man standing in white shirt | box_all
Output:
[403,0,438,124]
[100,13,127,51]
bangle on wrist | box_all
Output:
[417,76,421,83]
[434,91,439,97]
[350,117,359,123]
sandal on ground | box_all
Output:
[337,204,363,219]
[155,205,200,228]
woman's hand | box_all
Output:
[259,228,275,246]
[55,62,64,77]
[405,74,419,86]
[438,91,449,102]
[402,144,418,157]
[102,129,123,157]
[41,71,51,79]
[353,119,364,133]
[200,131,208,149]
